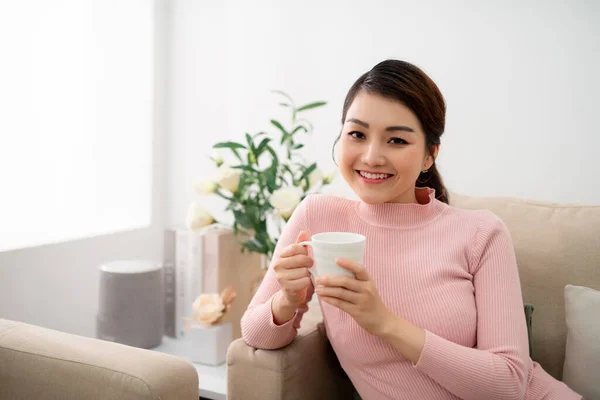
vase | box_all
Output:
[184,322,232,365]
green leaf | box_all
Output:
[242,240,265,254]
[233,209,253,230]
[280,133,289,145]
[271,90,294,105]
[245,133,255,149]
[230,148,243,162]
[253,131,268,138]
[256,137,272,157]
[264,169,277,192]
[296,118,314,133]
[271,120,288,136]
[266,145,279,166]
[244,133,258,165]
[282,164,295,174]
[213,141,246,150]
[296,101,326,112]
[300,162,317,181]
[215,188,233,201]
[232,165,258,173]
[279,102,291,107]
[291,125,308,135]
[293,144,304,150]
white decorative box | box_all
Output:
[184,322,232,365]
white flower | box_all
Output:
[191,294,225,326]
[217,167,243,193]
[301,168,323,190]
[211,150,224,167]
[271,187,302,220]
[193,180,218,195]
[323,170,336,185]
[186,202,215,230]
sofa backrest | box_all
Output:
[450,192,600,379]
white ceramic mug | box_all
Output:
[299,232,366,278]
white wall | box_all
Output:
[3,0,597,337]
[168,0,600,228]
[0,1,171,337]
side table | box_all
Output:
[151,336,227,400]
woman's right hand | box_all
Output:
[273,231,313,309]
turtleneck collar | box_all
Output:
[356,187,447,228]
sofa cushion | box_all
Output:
[562,284,600,400]
[0,318,199,400]
[450,192,600,379]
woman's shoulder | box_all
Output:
[444,202,510,236]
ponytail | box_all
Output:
[418,163,449,204]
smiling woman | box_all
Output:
[241,59,582,400]
[333,60,447,205]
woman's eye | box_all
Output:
[389,137,408,145]
[348,131,365,139]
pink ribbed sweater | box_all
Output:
[241,187,581,400]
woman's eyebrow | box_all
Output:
[346,118,415,133]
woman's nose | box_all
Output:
[362,143,385,167]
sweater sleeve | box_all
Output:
[240,196,315,350]
[414,214,531,400]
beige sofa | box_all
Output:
[227,192,600,399]
[0,319,199,399]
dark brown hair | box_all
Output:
[334,59,449,204]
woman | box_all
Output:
[241,60,581,399]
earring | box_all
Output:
[421,169,429,174]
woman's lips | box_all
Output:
[355,170,393,184]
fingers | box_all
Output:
[279,243,309,258]
[316,285,359,304]
[295,230,310,244]
[316,275,362,292]
[335,257,370,281]
[284,277,311,292]
[275,253,313,270]
[282,266,311,281]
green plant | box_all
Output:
[203,91,333,259]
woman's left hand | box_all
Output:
[315,257,392,336]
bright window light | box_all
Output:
[0,1,154,252]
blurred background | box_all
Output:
[1,0,598,337]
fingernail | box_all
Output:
[316,285,324,292]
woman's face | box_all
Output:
[338,91,437,204]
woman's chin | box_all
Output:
[355,191,389,205]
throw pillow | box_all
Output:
[562,284,600,400]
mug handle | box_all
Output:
[298,241,316,277]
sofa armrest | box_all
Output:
[227,315,353,400]
[0,318,198,400]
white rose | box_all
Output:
[192,294,225,326]
[323,170,336,185]
[193,180,218,195]
[217,167,242,193]
[186,202,215,231]
[301,168,323,190]
[271,187,302,220]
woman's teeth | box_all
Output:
[359,171,391,180]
